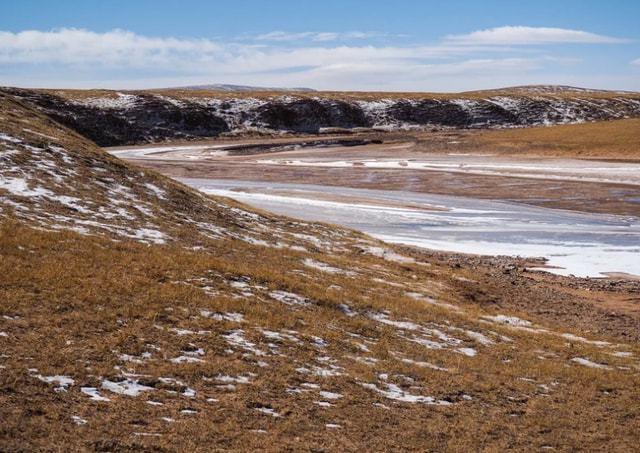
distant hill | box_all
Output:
[466,85,639,95]
[6,85,640,146]
[165,83,316,92]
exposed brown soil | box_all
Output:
[400,246,640,342]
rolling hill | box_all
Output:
[1,89,640,451]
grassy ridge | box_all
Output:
[467,118,640,158]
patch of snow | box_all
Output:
[35,374,74,392]
[170,328,211,336]
[0,177,53,198]
[361,382,451,405]
[0,133,22,143]
[269,290,310,307]
[77,93,139,109]
[71,415,87,426]
[81,387,110,402]
[118,352,152,363]
[482,315,532,327]
[397,356,448,372]
[338,304,357,317]
[463,330,494,346]
[101,378,155,396]
[561,333,610,347]
[456,347,477,357]
[201,310,244,322]
[170,355,205,364]
[222,329,266,356]
[319,391,343,400]
[570,357,611,370]
[370,312,421,331]
[314,401,333,407]
[303,258,350,275]
[255,407,281,417]
[214,374,252,384]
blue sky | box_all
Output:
[1,0,639,91]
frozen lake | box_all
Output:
[180,178,640,278]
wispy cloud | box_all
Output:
[632,58,640,66]
[0,26,635,91]
[0,28,509,68]
[253,31,384,42]
[0,28,222,65]
[445,26,628,45]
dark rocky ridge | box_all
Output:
[254,98,370,132]
[3,87,640,146]
[4,88,229,146]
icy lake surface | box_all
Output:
[181,178,640,278]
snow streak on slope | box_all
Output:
[0,95,357,252]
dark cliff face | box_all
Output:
[3,87,640,146]
[254,98,370,132]
[385,100,519,127]
[4,89,229,146]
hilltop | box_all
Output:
[163,83,316,92]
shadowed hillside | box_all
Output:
[4,86,640,145]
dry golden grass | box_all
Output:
[1,220,640,452]
[464,118,640,159]
[2,89,640,451]
[40,87,640,102]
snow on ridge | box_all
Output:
[42,89,640,137]
[74,92,140,110]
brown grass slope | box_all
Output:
[464,118,640,159]
[40,86,640,102]
[1,93,640,451]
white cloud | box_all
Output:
[445,26,628,45]
[631,58,640,66]
[254,31,381,42]
[0,28,509,70]
[0,28,223,66]
[0,27,635,91]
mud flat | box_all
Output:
[109,135,640,217]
